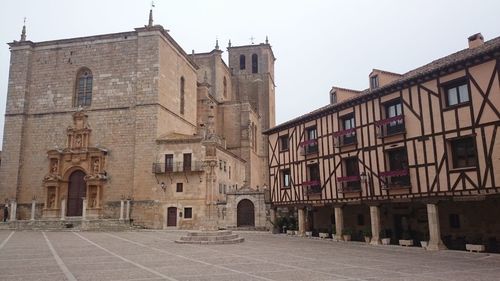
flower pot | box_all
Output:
[319,232,329,239]
[364,236,371,243]
[381,238,391,245]
[286,230,294,235]
[343,234,352,241]
[332,234,341,241]
[466,244,485,252]
[420,241,428,248]
[305,231,313,237]
[399,239,414,247]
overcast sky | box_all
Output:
[1,0,499,149]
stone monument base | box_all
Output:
[175,230,244,244]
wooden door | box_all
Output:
[237,199,255,227]
[67,170,86,216]
[167,207,177,227]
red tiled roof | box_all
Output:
[265,35,500,134]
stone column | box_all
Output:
[30,200,36,221]
[82,199,87,220]
[370,205,381,245]
[125,200,130,221]
[426,203,447,251]
[334,206,344,240]
[119,200,124,220]
[298,207,306,236]
[10,201,17,221]
[269,208,277,233]
[60,199,66,220]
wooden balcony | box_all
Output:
[300,139,319,155]
[152,161,204,174]
[302,180,322,195]
[376,115,405,138]
[380,169,411,189]
[333,128,357,147]
[337,175,361,192]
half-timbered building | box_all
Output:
[266,33,500,251]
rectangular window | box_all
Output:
[183,153,192,171]
[370,75,379,89]
[386,149,410,186]
[451,137,477,168]
[342,115,356,145]
[165,154,174,172]
[344,157,360,189]
[445,79,469,107]
[176,183,183,192]
[384,99,404,135]
[281,169,291,188]
[306,164,321,193]
[279,135,289,151]
[184,207,192,219]
[303,127,318,154]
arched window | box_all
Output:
[180,77,185,115]
[75,68,93,107]
[251,54,258,73]
[239,55,246,70]
[223,77,227,98]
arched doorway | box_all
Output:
[167,207,177,227]
[67,170,86,216]
[237,199,255,227]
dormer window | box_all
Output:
[330,91,337,104]
[370,75,379,89]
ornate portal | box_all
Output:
[42,110,108,218]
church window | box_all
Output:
[239,55,246,70]
[252,54,258,73]
[223,76,227,98]
[75,68,93,107]
[180,77,185,115]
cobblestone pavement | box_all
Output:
[0,230,499,281]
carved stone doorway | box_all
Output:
[237,199,255,227]
[167,207,177,227]
[67,170,86,216]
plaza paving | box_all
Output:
[0,230,499,281]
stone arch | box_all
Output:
[237,199,255,227]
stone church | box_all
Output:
[0,11,275,229]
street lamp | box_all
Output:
[160,182,166,192]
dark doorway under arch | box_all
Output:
[237,199,255,227]
[67,170,86,216]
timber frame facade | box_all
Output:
[265,34,500,251]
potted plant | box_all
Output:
[318,228,329,239]
[342,228,352,241]
[419,232,429,249]
[305,230,313,237]
[399,231,414,247]
[380,229,391,245]
[465,236,485,252]
[332,227,339,241]
[362,228,372,243]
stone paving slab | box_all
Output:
[0,230,499,281]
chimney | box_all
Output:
[468,33,484,49]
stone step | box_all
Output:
[175,230,244,245]
[179,234,239,241]
[175,237,245,245]
[0,219,133,231]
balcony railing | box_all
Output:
[380,169,410,189]
[300,139,318,155]
[337,175,361,192]
[333,128,357,147]
[152,161,204,174]
[376,115,405,137]
[302,180,322,195]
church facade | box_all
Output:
[0,13,275,229]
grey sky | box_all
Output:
[1,0,499,149]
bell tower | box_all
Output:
[227,38,276,129]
